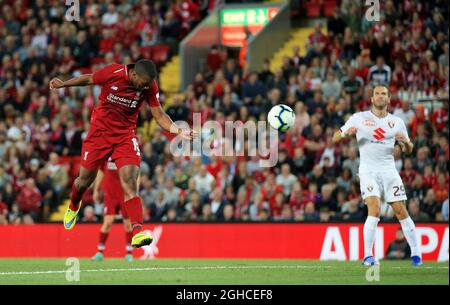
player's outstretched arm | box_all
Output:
[49,74,94,89]
[150,105,197,140]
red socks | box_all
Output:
[69,182,84,211]
[126,231,133,254]
[98,232,133,254]
[124,197,144,236]
[126,231,133,244]
[98,232,109,252]
[100,232,109,244]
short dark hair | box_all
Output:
[134,59,157,80]
[372,85,391,97]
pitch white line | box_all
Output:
[0,265,335,276]
[0,265,447,276]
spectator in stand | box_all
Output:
[206,45,223,75]
[17,178,42,222]
[431,100,449,133]
[385,228,411,260]
[342,147,359,178]
[433,172,449,203]
[193,165,215,200]
[341,67,364,96]
[408,198,431,222]
[35,168,54,220]
[370,33,391,64]
[45,152,68,204]
[327,9,347,38]
[393,101,415,127]
[368,56,392,86]
[173,0,200,37]
[81,205,98,223]
[302,201,320,221]
[221,204,235,222]
[276,164,298,197]
[101,3,119,27]
[242,72,266,105]
[442,198,449,221]
[321,70,342,99]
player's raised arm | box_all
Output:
[49,74,94,89]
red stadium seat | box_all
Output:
[150,45,170,65]
[140,46,153,59]
[90,57,105,65]
[78,67,92,74]
[323,1,338,17]
[304,2,321,18]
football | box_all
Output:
[267,104,296,132]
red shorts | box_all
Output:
[103,194,129,218]
[80,127,141,170]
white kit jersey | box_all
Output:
[341,110,409,174]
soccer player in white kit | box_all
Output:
[333,86,423,266]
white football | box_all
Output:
[267,104,296,132]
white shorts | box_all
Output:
[359,171,407,203]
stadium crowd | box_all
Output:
[0,0,448,225]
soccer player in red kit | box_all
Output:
[49,59,196,248]
[91,159,134,262]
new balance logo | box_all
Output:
[373,128,385,140]
[111,86,118,91]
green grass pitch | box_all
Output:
[0,259,447,285]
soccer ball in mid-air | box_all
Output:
[267,104,296,132]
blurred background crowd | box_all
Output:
[0,0,448,225]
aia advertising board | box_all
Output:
[0,224,447,261]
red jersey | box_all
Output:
[91,63,161,135]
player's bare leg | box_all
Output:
[119,164,152,248]
[64,166,98,230]
[363,196,381,265]
[92,215,115,261]
[391,201,423,266]
[70,166,98,211]
[123,218,134,261]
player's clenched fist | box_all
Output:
[394,132,408,143]
[344,127,358,137]
[49,78,65,89]
[179,129,198,140]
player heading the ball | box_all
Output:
[49,59,197,248]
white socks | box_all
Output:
[364,216,380,258]
[364,215,422,259]
[400,217,422,257]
